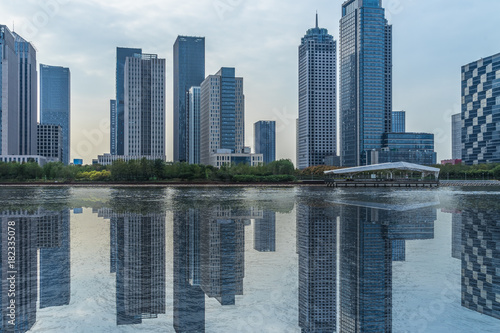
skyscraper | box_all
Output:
[186,86,201,164]
[0,25,20,156]
[461,53,500,165]
[297,14,337,169]
[40,64,71,164]
[110,100,117,155]
[339,0,392,166]
[451,113,462,160]
[113,47,142,156]
[392,111,406,133]
[173,36,205,162]
[254,121,276,164]
[123,53,165,158]
[13,32,37,156]
[37,124,62,162]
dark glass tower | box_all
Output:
[114,47,142,156]
[254,121,276,164]
[339,0,392,166]
[173,36,205,162]
[40,64,71,164]
[297,14,337,169]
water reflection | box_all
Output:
[0,208,70,333]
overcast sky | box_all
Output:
[2,0,500,164]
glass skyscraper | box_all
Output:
[297,15,337,170]
[40,64,71,164]
[113,47,142,156]
[391,111,405,133]
[461,53,500,165]
[340,0,392,166]
[451,113,462,160]
[186,86,201,165]
[173,36,205,162]
[254,120,276,164]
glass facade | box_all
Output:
[382,132,434,150]
[218,68,236,152]
[187,87,201,164]
[173,36,205,162]
[340,0,392,166]
[452,113,462,160]
[254,120,276,164]
[110,100,116,156]
[297,15,337,169]
[391,110,405,133]
[40,64,71,164]
[461,53,500,165]
[115,47,141,156]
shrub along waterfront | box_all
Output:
[0,159,297,183]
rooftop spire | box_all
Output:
[316,11,318,29]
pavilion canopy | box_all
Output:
[324,162,440,179]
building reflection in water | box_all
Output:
[297,200,438,333]
[0,208,71,333]
[98,209,166,326]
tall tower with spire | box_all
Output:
[297,14,337,169]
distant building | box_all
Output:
[110,100,117,155]
[173,36,205,162]
[186,86,201,164]
[254,121,276,164]
[441,159,462,165]
[200,67,262,167]
[392,111,406,133]
[461,53,500,165]
[297,14,337,169]
[0,155,55,166]
[37,124,62,162]
[40,64,71,164]
[366,133,437,165]
[340,0,392,167]
[96,154,162,166]
[73,159,83,165]
[452,113,462,160]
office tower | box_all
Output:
[340,0,392,166]
[113,47,142,156]
[297,204,337,332]
[201,68,261,167]
[39,210,71,308]
[451,113,462,160]
[461,209,500,319]
[367,132,437,165]
[123,53,166,158]
[254,210,276,252]
[173,210,205,332]
[37,124,63,162]
[461,53,500,164]
[173,36,205,162]
[297,14,337,169]
[392,111,406,133]
[110,100,117,155]
[13,32,37,156]
[40,64,71,164]
[0,26,19,155]
[187,86,201,164]
[254,121,276,164]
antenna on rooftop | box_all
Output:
[316,11,319,29]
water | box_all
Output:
[0,186,499,333]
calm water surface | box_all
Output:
[0,186,499,333]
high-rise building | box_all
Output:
[110,100,117,155]
[339,0,392,166]
[451,113,462,160]
[254,210,276,252]
[186,86,201,165]
[173,36,205,162]
[40,64,71,164]
[37,124,62,162]
[113,47,142,156]
[392,111,406,133]
[200,68,261,167]
[254,121,276,164]
[297,14,337,169]
[461,53,500,165]
[13,32,37,156]
[123,53,165,158]
[0,25,19,156]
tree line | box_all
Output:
[0,159,297,183]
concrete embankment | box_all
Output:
[440,180,500,187]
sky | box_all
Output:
[2,0,500,164]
